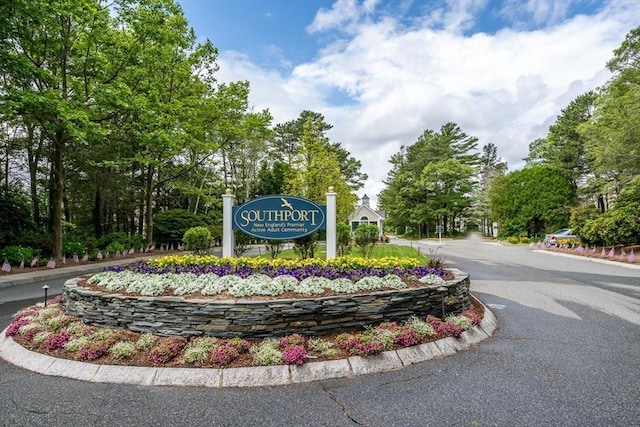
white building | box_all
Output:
[348,194,385,234]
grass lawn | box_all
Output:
[257,243,428,264]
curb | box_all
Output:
[532,249,640,270]
[0,297,496,388]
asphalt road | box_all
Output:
[1,237,639,426]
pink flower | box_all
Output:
[210,344,239,365]
[282,345,308,365]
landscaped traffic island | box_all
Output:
[5,255,482,370]
[62,257,471,338]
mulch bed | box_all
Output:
[11,298,484,370]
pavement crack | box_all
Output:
[321,384,365,426]
[10,398,48,415]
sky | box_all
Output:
[177,0,640,208]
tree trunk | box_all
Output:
[92,187,102,237]
[144,163,155,244]
[27,125,42,227]
[51,129,65,260]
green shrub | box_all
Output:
[581,203,640,246]
[97,232,128,250]
[307,338,338,357]
[1,245,34,265]
[250,339,283,366]
[62,240,85,257]
[106,241,125,254]
[110,341,136,360]
[570,204,601,243]
[234,230,252,257]
[336,222,352,256]
[0,186,35,247]
[506,236,520,244]
[405,315,436,339]
[354,224,379,257]
[183,226,212,255]
[135,334,157,350]
[265,240,284,259]
[153,209,206,246]
[293,233,317,259]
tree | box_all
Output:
[489,165,575,238]
[0,0,119,259]
[474,143,507,236]
[525,92,596,189]
[287,117,357,222]
[378,123,479,236]
[579,26,640,209]
[353,223,378,258]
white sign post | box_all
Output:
[222,189,235,258]
[325,187,337,259]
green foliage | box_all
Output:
[234,230,252,257]
[62,240,85,257]
[110,342,136,361]
[353,224,379,258]
[183,226,212,255]
[570,204,601,241]
[154,210,206,246]
[489,165,575,237]
[336,222,352,256]
[378,122,479,236]
[250,339,283,366]
[209,226,223,243]
[293,233,317,259]
[616,176,640,208]
[265,240,285,259]
[285,115,359,222]
[97,233,127,251]
[581,203,640,245]
[0,187,35,247]
[106,241,125,255]
[1,245,33,265]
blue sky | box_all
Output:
[177,0,640,206]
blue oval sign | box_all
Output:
[232,195,326,240]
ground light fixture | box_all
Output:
[437,286,448,319]
[42,284,49,307]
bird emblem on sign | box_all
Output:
[281,198,294,210]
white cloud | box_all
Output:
[214,1,640,209]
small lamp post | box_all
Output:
[42,284,50,307]
[437,286,448,319]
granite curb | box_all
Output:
[532,249,640,270]
[0,297,496,388]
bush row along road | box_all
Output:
[0,235,639,426]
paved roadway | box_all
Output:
[1,237,639,426]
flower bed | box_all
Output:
[62,255,470,339]
[6,296,483,369]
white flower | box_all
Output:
[382,274,406,289]
[298,277,330,295]
[355,276,384,290]
[419,274,446,286]
[329,278,358,293]
[272,275,299,292]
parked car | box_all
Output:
[544,228,579,246]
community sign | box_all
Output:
[232,195,326,240]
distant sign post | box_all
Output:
[436,225,444,243]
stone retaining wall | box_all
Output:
[62,269,470,338]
